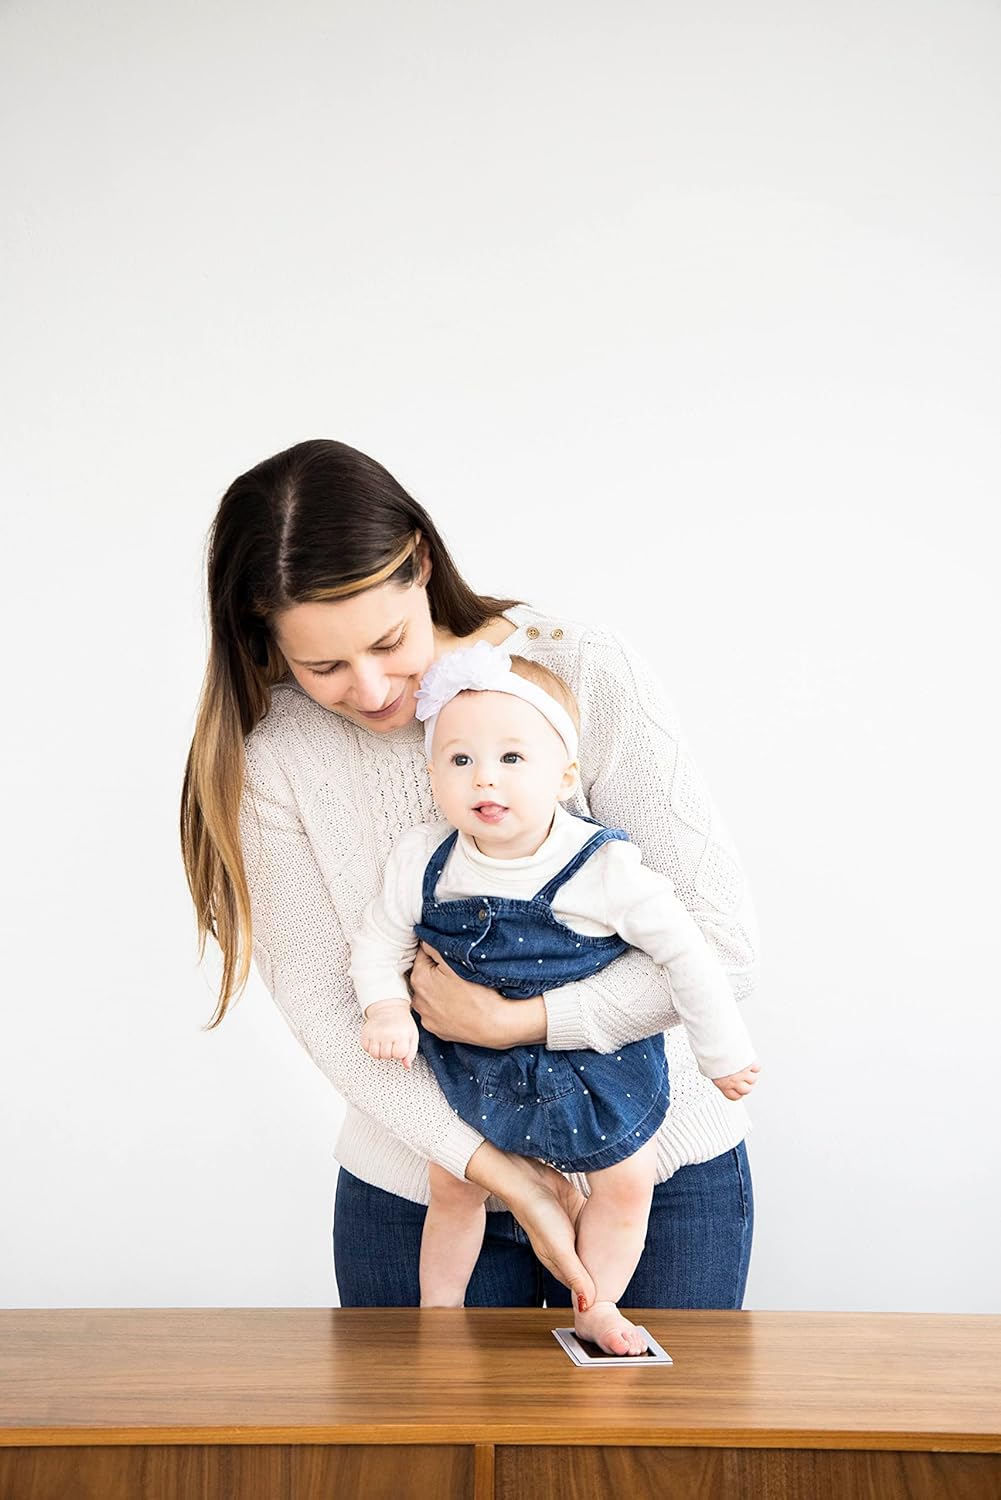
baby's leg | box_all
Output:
[573,1138,658,1356]
[420,1162,490,1308]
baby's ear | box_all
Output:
[559,761,581,801]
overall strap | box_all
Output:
[532,824,630,906]
[421,829,459,906]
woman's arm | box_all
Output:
[241,733,484,1180]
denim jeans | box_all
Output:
[333,1140,753,1309]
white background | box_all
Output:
[2,0,998,1313]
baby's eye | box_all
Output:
[501,753,522,764]
[451,753,471,767]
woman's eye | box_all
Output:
[310,632,405,677]
[501,753,522,764]
[451,754,471,767]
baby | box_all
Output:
[350,642,759,1355]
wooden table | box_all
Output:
[2,1309,999,1498]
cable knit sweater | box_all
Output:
[240,603,759,1208]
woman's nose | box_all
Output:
[349,662,393,711]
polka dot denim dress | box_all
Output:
[413,818,670,1174]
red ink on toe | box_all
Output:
[577,1294,587,1313]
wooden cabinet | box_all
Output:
[2,1309,999,1498]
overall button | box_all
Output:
[525,625,540,639]
[551,627,564,639]
[477,908,488,920]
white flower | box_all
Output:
[414,640,514,725]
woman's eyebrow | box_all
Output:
[294,621,405,667]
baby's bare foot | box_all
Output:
[575,1300,648,1357]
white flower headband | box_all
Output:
[414,640,579,762]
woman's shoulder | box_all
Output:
[505,603,624,659]
[508,605,642,700]
[511,606,682,746]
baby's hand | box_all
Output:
[712,1061,761,1100]
[361,1001,420,1069]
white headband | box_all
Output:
[414,641,579,762]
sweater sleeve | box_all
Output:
[544,629,759,1055]
[240,734,483,1181]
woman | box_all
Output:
[180,438,757,1310]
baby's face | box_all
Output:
[429,690,578,857]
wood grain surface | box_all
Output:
[0,1444,472,1500]
[4,1445,996,1500]
[2,1309,999,1453]
[494,1447,1001,1500]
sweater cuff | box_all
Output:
[433,1117,486,1182]
[543,980,593,1051]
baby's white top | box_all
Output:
[240,604,759,1205]
[350,805,756,1080]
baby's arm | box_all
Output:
[597,840,759,1092]
[349,831,429,1069]
[542,627,759,1057]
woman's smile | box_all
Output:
[356,689,407,720]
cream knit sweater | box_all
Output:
[240,604,759,1207]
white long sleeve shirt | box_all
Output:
[350,805,756,1081]
[240,603,759,1204]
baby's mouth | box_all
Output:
[473,802,508,822]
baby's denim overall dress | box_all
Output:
[413,817,670,1174]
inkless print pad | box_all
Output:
[552,1327,673,1367]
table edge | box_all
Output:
[2,1426,999,1453]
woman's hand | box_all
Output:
[464,1141,596,1310]
[410,942,547,1048]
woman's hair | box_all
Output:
[180,439,521,1026]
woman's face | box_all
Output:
[272,567,438,734]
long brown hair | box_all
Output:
[181,439,520,1026]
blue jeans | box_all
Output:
[333,1140,753,1309]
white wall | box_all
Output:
[2,0,998,1312]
